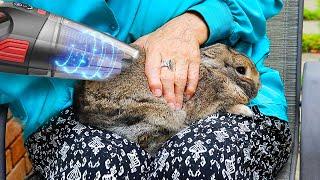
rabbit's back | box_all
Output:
[77,57,157,128]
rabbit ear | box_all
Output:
[200,43,228,52]
[201,44,226,57]
[201,43,230,68]
[202,56,224,69]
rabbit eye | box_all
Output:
[236,66,246,75]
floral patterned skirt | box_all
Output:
[25,106,292,180]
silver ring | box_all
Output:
[161,59,174,71]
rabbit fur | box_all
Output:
[74,43,260,154]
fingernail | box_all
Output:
[154,89,162,97]
[175,103,182,110]
[168,103,175,110]
[186,95,191,101]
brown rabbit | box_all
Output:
[74,43,260,154]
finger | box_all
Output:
[133,35,149,48]
[174,59,188,110]
[185,57,200,100]
[145,50,162,97]
[160,62,176,110]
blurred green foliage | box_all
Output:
[304,9,320,20]
[304,0,320,20]
[302,34,320,52]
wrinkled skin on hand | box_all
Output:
[134,12,209,110]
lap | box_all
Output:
[150,107,292,179]
[25,106,291,180]
[26,107,152,179]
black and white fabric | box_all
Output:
[25,106,292,180]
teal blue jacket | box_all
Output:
[0,0,286,139]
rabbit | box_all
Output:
[74,43,260,155]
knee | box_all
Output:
[150,114,249,179]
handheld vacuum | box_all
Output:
[0,2,142,178]
[0,1,140,81]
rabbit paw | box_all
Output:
[227,104,254,117]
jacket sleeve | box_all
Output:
[0,73,75,138]
[188,0,283,45]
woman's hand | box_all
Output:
[134,12,209,110]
